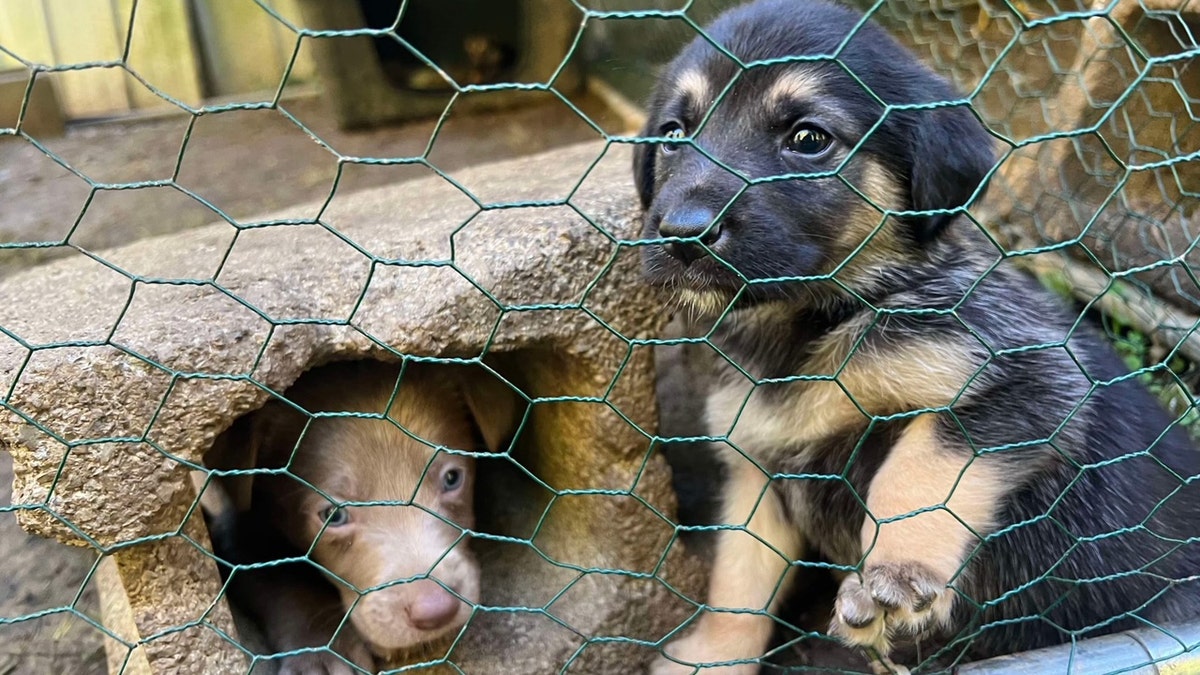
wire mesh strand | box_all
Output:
[1,1,1199,674]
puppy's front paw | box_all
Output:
[276,631,375,675]
[830,561,951,658]
[276,647,373,675]
[651,617,768,675]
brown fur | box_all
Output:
[201,360,518,673]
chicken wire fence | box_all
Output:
[0,1,1198,674]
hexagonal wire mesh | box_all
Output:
[0,0,1198,674]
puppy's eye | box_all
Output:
[786,125,833,156]
[659,122,687,153]
[442,467,464,492]
[319,505,350,528]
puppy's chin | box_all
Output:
[671,287,738,317]
[641,246,738,312]
[641,245,803,316]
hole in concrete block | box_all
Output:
[187,333,683,671]
[360,0,520,92]
[196,356,537,670]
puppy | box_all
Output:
[634,0,1200,672]
[201,360,518,674]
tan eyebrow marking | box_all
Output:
[766,69,823,106]
[674,69,712,109]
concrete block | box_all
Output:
[0,142,704,674]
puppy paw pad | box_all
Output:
[864,562,943,616]
[835,580,880,629]
[832,575,886,650]
[832,561,951,657]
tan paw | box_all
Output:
[651,617,769,675]
[830,561,952,657]
[277,648,373,675]
[275,629,375,675]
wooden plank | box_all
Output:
[192,0,285,95]
[0,21,22,69]
[270,0,316,84]
[115,0,203,109]
[42,0,130,117]
[95,557,154,675]
[0,2,55,66]
[193,0,315,97]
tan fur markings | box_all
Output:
[862,413,1005,579]
[677,287,737,318]
[765,69,823,107]
[651,454,802,675]
[856,161,906,215]
[708,452,802,610]
[711,329,982,451]
[836,338,981,416]
[675,69,713,109]
[834,160,909,290]
[832,413,1008,655]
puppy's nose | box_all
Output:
[658,207,722,265]
[407,582,462,631]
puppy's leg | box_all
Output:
[214,511,374,674]
[832,413,1006,661]
[654,452,803,675]
[231,562,375,675]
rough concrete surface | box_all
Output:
[0,141,705,674]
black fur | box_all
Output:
[635,0,995,289]
[638,0,1200,670]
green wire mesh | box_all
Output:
[1,1,1198,674]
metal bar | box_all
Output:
[957,621,1200,674]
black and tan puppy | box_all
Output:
[635,0,1200,672]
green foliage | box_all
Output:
[1103,313,1200,435]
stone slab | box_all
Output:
[0,141,704,674]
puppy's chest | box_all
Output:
[705,373,860,465]
[706,376,894,564]
[706,378,822,464]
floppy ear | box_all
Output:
[460,367,525,453]
[246,400,310,469]
[633,117,658,209]
[199,413,276,514]
[908,104,995,242]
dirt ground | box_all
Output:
[0,91,619,674]
[0,90,621,277]
[0,460,107,675]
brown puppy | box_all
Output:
[201,360,518,674]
